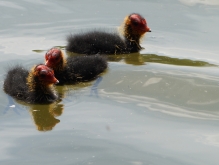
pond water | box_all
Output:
[1,0,219,165]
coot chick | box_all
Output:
[66,13,151,55]
[3,64,59,104]
[45,48,107,85]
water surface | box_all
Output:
[1,0,219,165]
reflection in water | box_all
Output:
[55,80,96,99]
[108,53,145,65]
[27,79,102,131]
[3,95,24,115]
[66,50,145,65]
[3,96,63,131]
[90,76,103,97]
[66,50,216,67]
[141,54,217,67]
[29,103,63,131]
[109,53,217,66]
[3,76,103,131]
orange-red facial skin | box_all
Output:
[45,48,66,72]
[27,64,59,92]
[125,13,151,36]
[45,48,62,68]
[34,65,58,85]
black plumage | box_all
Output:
[3,65,59,104]
[45,48,107,85]
[66,31,127,55]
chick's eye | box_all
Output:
[133,21,139,26]
[40,70,47,77]
[52,53,59,59]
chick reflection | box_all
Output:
[67,50,217,67]
[67,51,145,66]
[29,103,64,131]
[102,53,217,66]
[108,53,145,65]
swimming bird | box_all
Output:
[66,13,151,55]
[3,64,59,104]
[45,47,107,85]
